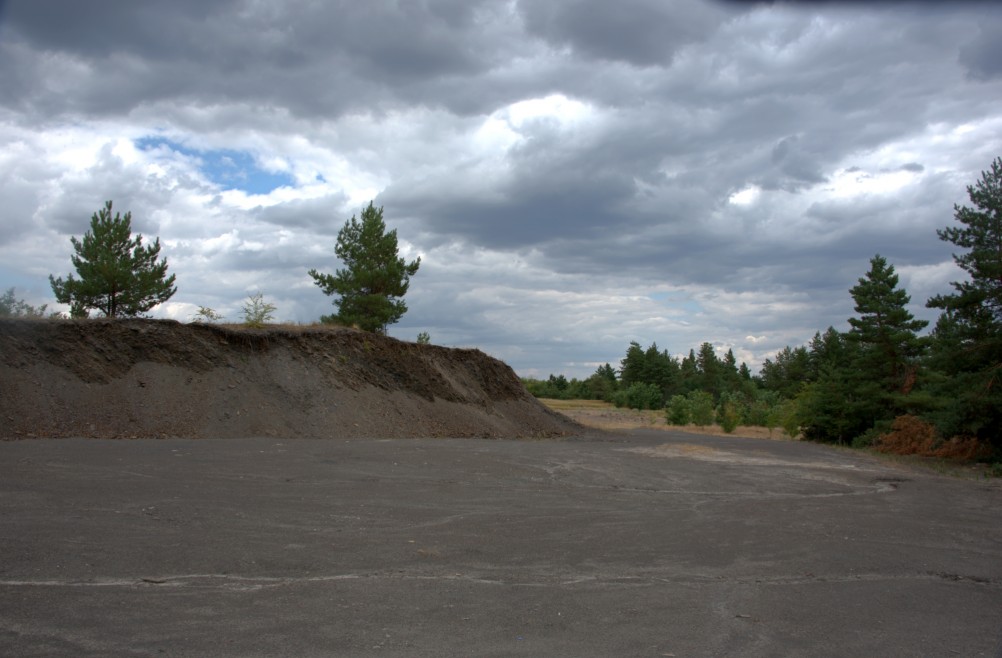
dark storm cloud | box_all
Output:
[252,196,351,235]
[959,18,1002,80]
[518,0,733,66]
[411,2,992,292]
[389,172,636,249]
[0,0,511,119]
[1,0,999,376]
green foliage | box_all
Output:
[191,306,223,323]
[687,390,715,426]
[767,255,931,445]
[309,202,420,333]
[926,157,1002,445]
[717,398,740,433]
[665,395,691,425]
[611,389,627,408]
[619,341,646,387]
[241,292,276,327]
[696,342,722,398]
[851,427,884,449]
[623,383,663,410]
[776,399,801,439]
[524,363,622,402]
[848,254,928,403]
[809,327,852,377]
[584,364,619,401]
[524,374,569,399]
[49,201,176,318]
[416,331,431,344]
[796,365,869,444]
[744,389,780,427]
[611,383,660,410]
[0,287,47,318]
[620,341,679,395]
[760,345,812,398]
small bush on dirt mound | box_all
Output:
[875,415,992,461]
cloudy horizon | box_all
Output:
[1,0,1000,379]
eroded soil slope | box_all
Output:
[0,319,578,439]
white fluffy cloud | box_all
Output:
[1,0,999,377]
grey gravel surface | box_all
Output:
[1,431,1000,657]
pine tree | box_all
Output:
[848,254,928,396]
[927,157,1002,442]
[309,202,420,333]
[808,327,852,379]
[760,345,812,398]
[619,341,646,387]
[49,201,176,318]
[696,342,721,399]
[929,157,1002,323]
[679,349,699,394]
[793,328,873,444]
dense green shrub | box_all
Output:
[687,390,715,426]
[717,400,740,433]
[610,383,663,410]
[665,395,690,425]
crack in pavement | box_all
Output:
[2,569,997,591]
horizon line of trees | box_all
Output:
[525,156,1002,458]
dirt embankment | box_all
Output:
[0,319,579,440]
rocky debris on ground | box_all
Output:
[0,318,579,440]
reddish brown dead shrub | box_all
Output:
[931,436,993,461]
[876,415,992,461]
[875,415,938,455]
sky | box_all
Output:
[1,0,1000,379]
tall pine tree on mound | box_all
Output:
[309,202,420,333]
[927,157,1002,443]
[49,201,176,318]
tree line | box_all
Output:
[525,157,1002,459]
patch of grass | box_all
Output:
[213,321,354,333]
[539,398,612,410]
[865,450,1002,480]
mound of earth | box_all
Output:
[0,319,579,440]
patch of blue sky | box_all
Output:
[136,136,295,195]
[0,268,41,293]
[649,291,702,314]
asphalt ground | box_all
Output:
[1,430,1000,657]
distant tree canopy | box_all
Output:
[309,202,420,333]
[524,157,1002,457]
[49,201,176,318]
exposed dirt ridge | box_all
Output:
[0,319,579,439]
